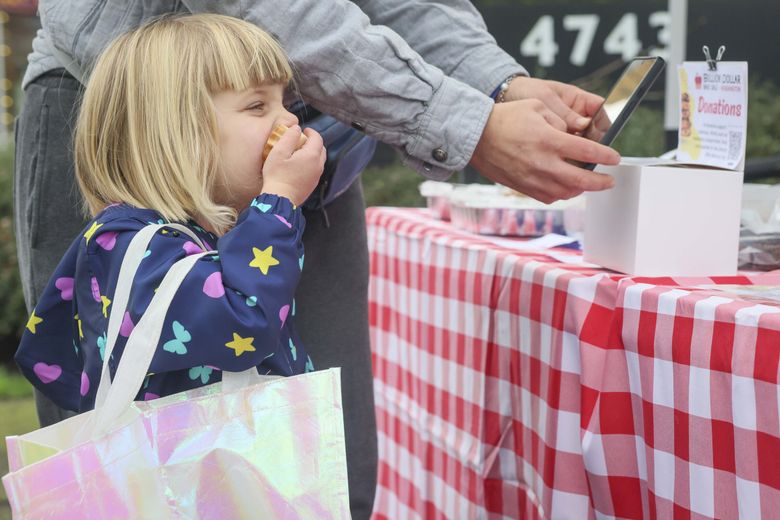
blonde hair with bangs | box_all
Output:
[74,13,293,234]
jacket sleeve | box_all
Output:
[89,195,306,375]
[38,0,493,180]
[355,0,526,97]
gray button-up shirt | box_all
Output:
[25,0,526,180]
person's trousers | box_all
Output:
[13,70,378,520]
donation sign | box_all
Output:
[676,61,748,170]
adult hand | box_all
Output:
[503,76,604,134]
[470,99,620,203]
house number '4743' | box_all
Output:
[520,12,670,67]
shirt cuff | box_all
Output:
[447,43,528,98]
[399,75,494,180]
[249,193,305,230]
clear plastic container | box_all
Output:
[418,180,455,221]
[447,185,584,237]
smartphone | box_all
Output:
[579,56,666,170]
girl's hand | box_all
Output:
[261,126,326,206]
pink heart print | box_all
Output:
[91,277,102,302]
[95,231,118,250]
[279,305,290,328]
[202,272,225,298]
[33,362,62,384]
[55,277,74,301]
[120,312,135,337]
[80,372,90,396]
[182,241,203,256]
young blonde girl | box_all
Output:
[15,13,325,412]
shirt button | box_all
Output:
[351,121,365,131]
[432,148,448,162]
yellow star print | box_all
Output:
[225,333,256,356]
[101,295,112,317]
[249,246,280,275]
[84,221,103,243]
[26,310,43,334]
[75,314,84,339]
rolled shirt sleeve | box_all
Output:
[356,0,526,96]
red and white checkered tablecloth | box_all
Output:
[367,207,780,520]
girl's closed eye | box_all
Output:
[247,101,265,111]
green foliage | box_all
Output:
[746,76,780,158]
[0,144,27,344]
[0,365,33,400]
[361,162,426,208]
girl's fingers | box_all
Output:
[268,125,303,158]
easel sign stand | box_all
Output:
[584,46,748,277]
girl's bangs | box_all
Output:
[200,25,292,93]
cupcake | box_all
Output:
[262,123,308,161]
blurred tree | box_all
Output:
[0,144,26,361]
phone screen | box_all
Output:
[582,57,665,146]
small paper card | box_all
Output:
[676,61,748,170]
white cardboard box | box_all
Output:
[583,158,744,276]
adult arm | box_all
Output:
[357,2,608,133]
[39,0,619,201]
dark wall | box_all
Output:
[476,0,777,85]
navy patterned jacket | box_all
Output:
[15,194,312,412]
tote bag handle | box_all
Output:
[92,223,262,434]
[94,223,207,407]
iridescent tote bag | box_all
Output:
[3,224,350,519]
